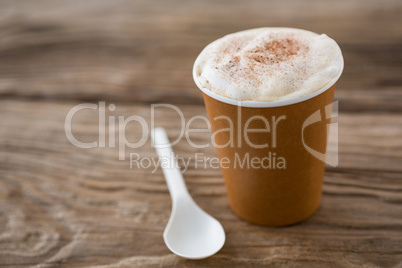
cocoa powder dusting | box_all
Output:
[218,36,309,89]
[249,38,308,64]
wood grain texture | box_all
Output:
[1,101,401,267]
[0,0,401,111]
[0,0,401,267]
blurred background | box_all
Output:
[0,0,401,267]
[0,0,401,109]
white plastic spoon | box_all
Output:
[152,127,225,259]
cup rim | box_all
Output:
[192,34,344,108]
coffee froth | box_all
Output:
[195,28,343,102]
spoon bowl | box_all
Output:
[164,195,225,259]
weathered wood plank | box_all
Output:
[0,100,401,267]
[0,0,401,113]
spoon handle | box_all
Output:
[152,127,189,202]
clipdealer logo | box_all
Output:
[64,101,339,170]
[302,101,338,167]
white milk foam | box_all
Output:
[195,28,343,102]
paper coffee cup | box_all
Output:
[193,53,343,226]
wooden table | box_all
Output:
[0,0,401,267]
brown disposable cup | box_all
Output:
[193,42,343,226]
